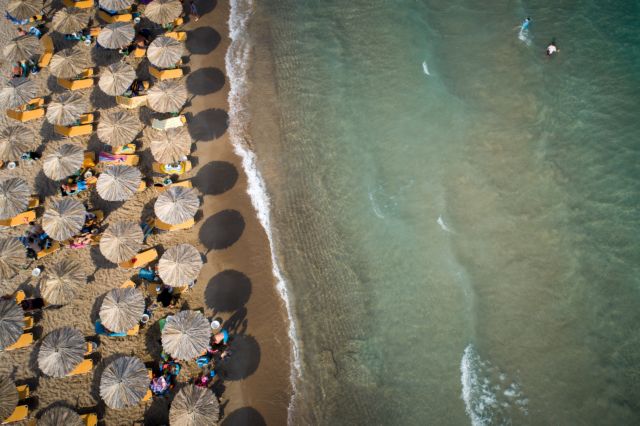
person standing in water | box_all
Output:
[521,17,531,31]
[546,41,559,56]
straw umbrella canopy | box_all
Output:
[147,79,187,113]
[46,92,89,126]
[99,221,143,263]
[0,238,24,280]
[6,0,42,20]
[38,327,85,377]
[147,36,185,68]
[169,385,220,426]
[154,186,199,225]
[0,78,37,109]
[39,258,85,305]
[42,144,84,180]
[149,126,191,164]
[0,299,23,351]
[144,0,182,25]
[50,46,90,79]
[98,62,136,96]
[52,8,90,34]
[0,376,18,422]
[97,110,141,146]
[100,356,149,409]
[3,35,43,62]
[161,310,211,360]
[0,177,30,219]
[99,288,144,333]
[38,406,83,426]
[98,0,134,11]
[96,165,142,202]
[97,22,135,50]
[158,244,202,287]
[42,198,86,241]
[0,125,35,161]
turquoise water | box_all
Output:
[231,0,640,424]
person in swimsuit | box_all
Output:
[546,41,559,56]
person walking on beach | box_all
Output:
[190,0,199,22]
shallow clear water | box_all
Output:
[232,0,640,424]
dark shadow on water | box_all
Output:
[186,67,225,96]
[221,407,266,426]
[193,161,238,195]
[205,270,251,313]
[185,27,220,55]
[219,335,260,381]
[198,209,245,251]
[187,108,228,142]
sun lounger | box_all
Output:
[84,341,98,355]
[152,161,192,175]
[16,384,29,400]
[116,94,148,109]
[154,218,195,231]
[2,405,28,424]
[38,34,54,68]
[84,151,96,168]
[63,0,94,8]
[98,152,139,166]
[14,291,25,304]
[164,31,187,42]
[67,358,93,376]
[23,317,34,331]
[36,241,60,259]
[120,280,135,288]
[6,98,45,122]
[80,413,98,426]
[142,388,152,402]
[119,248,158,269]
[151,115,186,130]
[133,46,146,58]
[28,196,39,209]
[4,333,33,351]
[55,114,95,137]
[98,9,133,23]
[0,210,36,227]
[57,77,94,91]
[114,144,136,155]
[154,179,192,192]
[149,65,184,80]
[126,324,139,336]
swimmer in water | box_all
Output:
[521,17,531,31]
[546,41,559,56]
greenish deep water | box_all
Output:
[227,0,640,424]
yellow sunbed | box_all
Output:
[152,161,192,175]
[57,77,94,91]
[154,218,195,231]
[119,248,158,269]
[5,333,33,351]
[36,241,60,259]
[164,31,187,42]
[28,196,39,209]
[114,144,136,155]
[115,95,148,109]
[14,290,25,304]
[6,98,45,122]
[80,413,98,426]
[142,389,152,402]
[38,34,54,68]
[23,317,34,331]
[84,341,97,355]
[0,210,36,227]
[126,324,139,336]
[98,10,133,23]
[149,66,184,81]
[16,384,29,400]
[2,405,28,424]
[67,358,93,376]
[133,46,146,58]
[154,179,192,192]
[99,154,139,166]
[120,280,135,289]
[63,0,93,8]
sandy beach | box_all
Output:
[0,0,291,424]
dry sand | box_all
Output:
[0,0,291,424]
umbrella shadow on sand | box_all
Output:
[185,27,220,55]
[218,334,260,381]
[143,395,170,426]
[204,270,251,313]
[186,67,225,96]
[193,161,238,195]
[186,108,228,142]
[222,406,266,426]
[198,209,245,252]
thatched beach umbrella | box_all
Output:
[99,221,143,263]
[42,198,86,241]
[38,406,83,426]
[42,144,84,180]
[169,385,220,426]
[154,186,199,225]
[161,310,210,360]
[0,299,23,351]
[0,177,30,220]
[6,0,42,20]
[0,125,35,161]
[147,79,187,113]
[99,0,134,11]
[3,35,43,62]
[0,238,24,280]
[38,327,85,377]
[50,46,90,79]
[0,78,37,109]
[46,92,89,126]
[97,110,141,146]
[148,126,191,164]
[97,22,135,50]
[144,0,182,25]
[98,62,136,96]
[96,165,142,201]
[52,8,90,34]
[158,244,202,287]
[99,288,144,333]
[100,356,148,409]
[39,259,85,305]
[0,376,18,421]
[147,36,185,68]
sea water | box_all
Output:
[228,0,640,424]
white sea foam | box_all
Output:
[226,1,301,423]
[422,60,431,76]
[437,215,452,233]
